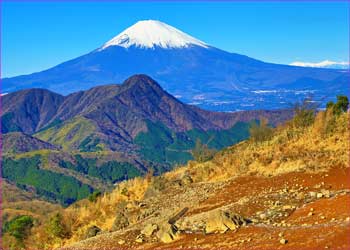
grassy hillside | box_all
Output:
[134,120,251,165]
[34,117,104,151]
[2,150,145,206]
[3,99,347,250]
[2,156,94,206]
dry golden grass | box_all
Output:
[185,111,349,181]
[60,177,149,244]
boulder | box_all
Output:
[135,234,144,243]
[118,239,125,245]
[205,210,248,234]
[316,193,323,198]
[280,238,288,244]
[309,191,317,197]
[84,225,101,239]
[112,211,129,231]
[168,207,189,225]
[157,223,179,243]
[141,223,158,237]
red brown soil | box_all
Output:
[63,167,350,250]
[140,167,350,250]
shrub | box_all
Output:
[326,95,349,115]
[120,187,129,196]
[88,190,102,202]
[46,213,69,239]
[292,97,317,128]
[151,176,168,191]
[191,139,217,162]
[249,117,274,143]
[3,215,34,242]
[313,110,327,136]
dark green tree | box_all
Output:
[88,190,102,202]
[46,213,69,239]
[326,95,349,115]
[3,215,34,244]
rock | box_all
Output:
[296,192,305,199]
[259,213,267,219]
[168,207,189,225]
[321,189,330,198]
[309,191,317,197]
[317,193,323,198]
[251,218,259,224]
[141,224,158,237]
[280,238,288,244]
[84,225,101,239]
[282,205,294,210]
[118,239,125,245]
[135,234,144,243]
[138,207,156,220]
[112,212,129,231]
[205,210,248,234]
[308,212,314,216]
[138,202,147,208]
[157,223,179,243]
[274,201,282,206]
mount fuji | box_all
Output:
[2,20,349,111]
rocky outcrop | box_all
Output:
[177,209,250,234]
[204,210,248,234]
[156,223,179,243]
[141,223,158,237]
[84,225,101,239]
[155,207,189,243]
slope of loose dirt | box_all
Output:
[61,166,350,250]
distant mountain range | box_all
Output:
[290,60,349,69]
[2,20,349,111]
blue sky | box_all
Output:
[1,1,349,77]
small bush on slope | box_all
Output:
[191,139,217,162]
[2,215,34,247]
[249,117,274,143]
[326,95,349,116]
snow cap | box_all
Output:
[100,20,208,49]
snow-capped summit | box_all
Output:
[290,60,349,69]
[100,20,208,50]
